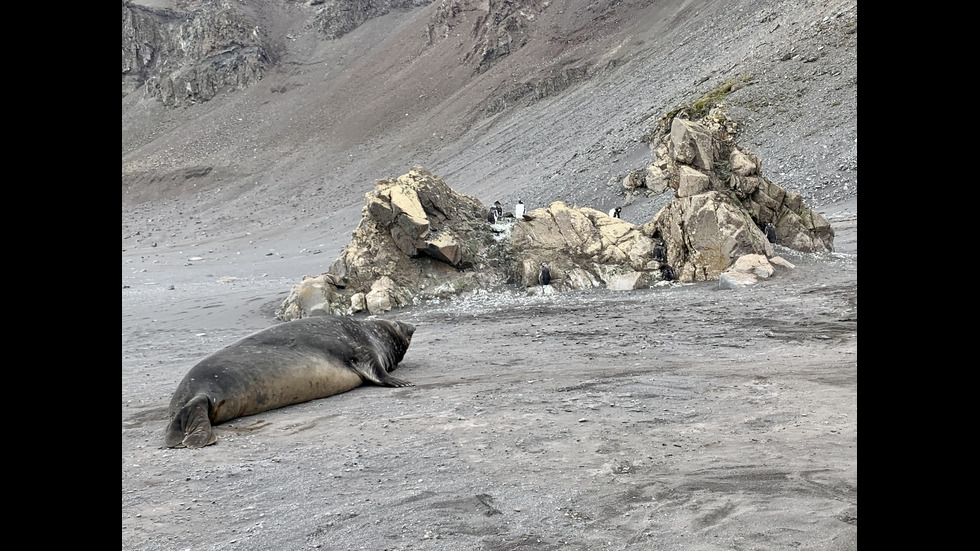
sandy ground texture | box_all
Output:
[122,199,856,551]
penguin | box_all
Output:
[660,264,675,282]
[487,208,497,223]
[514,200,525,219]
[538,262,552,286]
[608,206,622,218]
[764,222,777,244]
[652,240,666,262]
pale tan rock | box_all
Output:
[731,254,775,278]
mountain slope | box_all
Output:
[122,0,856,254]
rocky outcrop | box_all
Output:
[277,106,835,317]
[643,191,774,282]
[277,182,676,320]
[124,0,558,111]
[426,0,546,73]
[509,202,669,291]
[466,0,543,73]
[121,0,269,106]
[630,105,834,278]
[313,0,434,40]
[484,64,594,116]
[277,167,503,319]
[122,0,443,107]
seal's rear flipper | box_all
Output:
[165,394,217,448]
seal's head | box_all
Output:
[392,320,415,346]
[370,319,415,368]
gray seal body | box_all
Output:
[165,316,415,448]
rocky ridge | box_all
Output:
[276,101,832,319]
[122,0,270,106]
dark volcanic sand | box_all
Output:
[121,201,856,550]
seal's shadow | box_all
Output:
[219,412,348,437]
[219,418,272,435]
[123,405,169,428]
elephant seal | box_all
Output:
[165,316,415,449]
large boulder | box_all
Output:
[644,191,773,282]
[669,116,718,172]
[510,202,670,290]
[634,105,834,254]
[276,167,499,320]
[718,254,796,289]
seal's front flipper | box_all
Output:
[378,373,414,388]
[349,359,414,388]
[165,394,217,448]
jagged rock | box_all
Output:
[121,1,269,106]
[350,292,367,313]
[644,163,669,194]
[510,201,668,290]
[731,147,761,176]
[718,253,784,289]
[423,231,463,266]
[424,0,543,73]
[622,170,645,192]
[650,108,834,254]
[122,0,440,106]
[676,165,712,197]
[623,105,834,255]
[365,276,401,314]
[373,183,431,256]
[564,267,602,289]
[277,103,836,318]
[730,174,763,199]
[777,207,835,252]
[646,191,773,282]
[277,167,497,320]
[669,116,717,172]
[313,0,434,40]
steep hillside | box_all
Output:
[122,0,856,254]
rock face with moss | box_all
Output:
[630,106,834,281]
